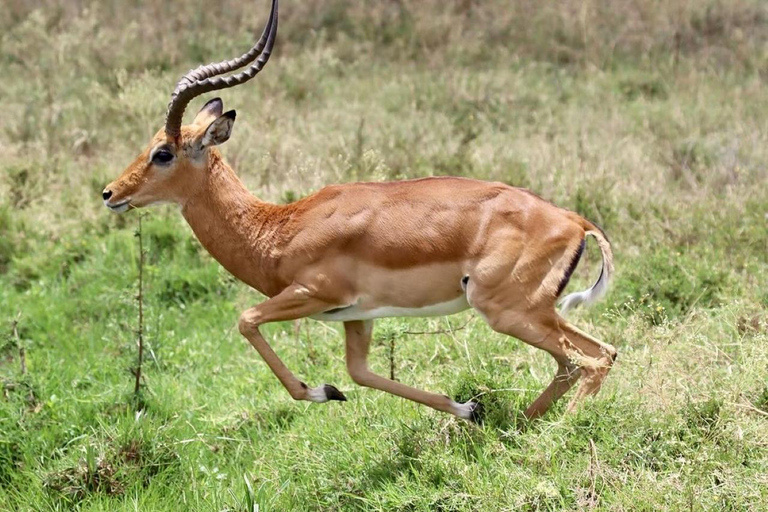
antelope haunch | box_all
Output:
[103,0,617,421]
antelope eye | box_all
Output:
[152,149,174,165]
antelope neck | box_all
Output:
[180,152,283,295]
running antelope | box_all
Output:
[103,0,617,420]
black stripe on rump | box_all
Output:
[556,238,586,297]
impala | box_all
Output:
[103,0,617,421]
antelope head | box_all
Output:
[102,0,277,213]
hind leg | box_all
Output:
[468,284,616,418]
[558,318,617,412]
[525,358,581,420]
[479,310,585,418]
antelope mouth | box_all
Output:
[105,199,131,213]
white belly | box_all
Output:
[310,295,470,321]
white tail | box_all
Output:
[559,229,614,314]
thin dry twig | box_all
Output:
[403,318,474,336]
[389,334,396,381]
[588,438,600,509]
[470,387,534,401]
[731,401,768,418]
[134,214,145,396]
[12,314,26,375]
[387,317,474,380]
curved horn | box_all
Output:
[164,0,278,138]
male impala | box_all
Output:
[103,0,617,420]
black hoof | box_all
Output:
[324,384,347,401]
[468,401,483,424]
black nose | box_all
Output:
[102,189,113,201]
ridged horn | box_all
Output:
[164,0,278,138]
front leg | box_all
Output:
[238,283,347,403]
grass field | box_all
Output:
[1,0,767,510]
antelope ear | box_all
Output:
[193,98,224,126]
[200,110,236,148]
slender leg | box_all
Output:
[465,245,619,418]
[557,317,617,412]
[481,312,585,418]
[524,362,581,420]
[482,312,615,418]
[238,284,347,403]
[343,320,479,420]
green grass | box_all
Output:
[1,0,767,510]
